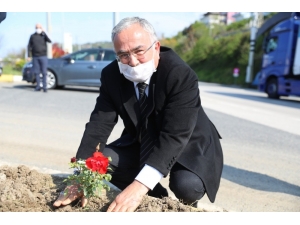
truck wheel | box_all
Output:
[266,78,279,99]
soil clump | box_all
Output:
[0,165,210,212]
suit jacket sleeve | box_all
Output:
[76,71,118,160]
[42,31,52,43]
[27,35,32,57]
[146,64,201,176]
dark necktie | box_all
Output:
[137,82,154,167]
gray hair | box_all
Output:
[111,17,158,42]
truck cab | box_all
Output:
[258,12,300,98]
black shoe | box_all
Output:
[43,89,47,93]
[34,89,41,92]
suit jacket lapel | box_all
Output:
[145,72,157,119]
[120,72,157,130]
[121,78,140,128]
[145,83,155,119]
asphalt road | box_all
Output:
[0,81,299,212]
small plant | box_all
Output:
[63,143,112,199]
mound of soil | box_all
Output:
[0,165,210,212]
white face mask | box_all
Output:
[117,44,157,83]
[118,59,156,83]
[36,28,42,34]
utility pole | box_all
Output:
[76,36,81,51]
[245,12,259,84]
[113,12,119,28]
[61,12,65,48]
[47,12,53,59]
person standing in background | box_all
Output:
[27,23,51,93]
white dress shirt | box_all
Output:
[133,78,163,190]
[75,77,163,190]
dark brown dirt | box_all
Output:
[0,165,210,212]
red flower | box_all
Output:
[71,157,77,163]
[85,152,109,174]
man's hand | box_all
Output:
[53,184,88,208]
[107,180,150,212]
[27,57,31,62]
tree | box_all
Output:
[52,43,66,58]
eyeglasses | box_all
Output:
[116,41,156,63]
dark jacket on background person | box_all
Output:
[76,46,224,203]
[27,32,51,57]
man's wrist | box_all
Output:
[135,164,163,190]
[132,180,150,193]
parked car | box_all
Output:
[22,47,116,89]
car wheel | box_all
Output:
[266,78,279,99]
[46,70,57,89]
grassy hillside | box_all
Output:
[160,15,273,87]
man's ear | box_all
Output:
[155,41,161,58]
[154,41,160,67]
[155,41,161,51]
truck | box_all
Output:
[257,12,300,99]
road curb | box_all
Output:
[0,74,22,82]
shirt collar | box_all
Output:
[133,76,151,88]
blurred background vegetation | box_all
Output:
[160,13,276,87]
[1,48,26,75]
[1,12,276,88]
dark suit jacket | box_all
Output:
[76,46,223,202]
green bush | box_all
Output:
[14,59,26,71]
[159,18,264,87]
[3,64,22,75]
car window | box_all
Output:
[70,49,99,61]
[265,37,278,53]
[103,50,116,61]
